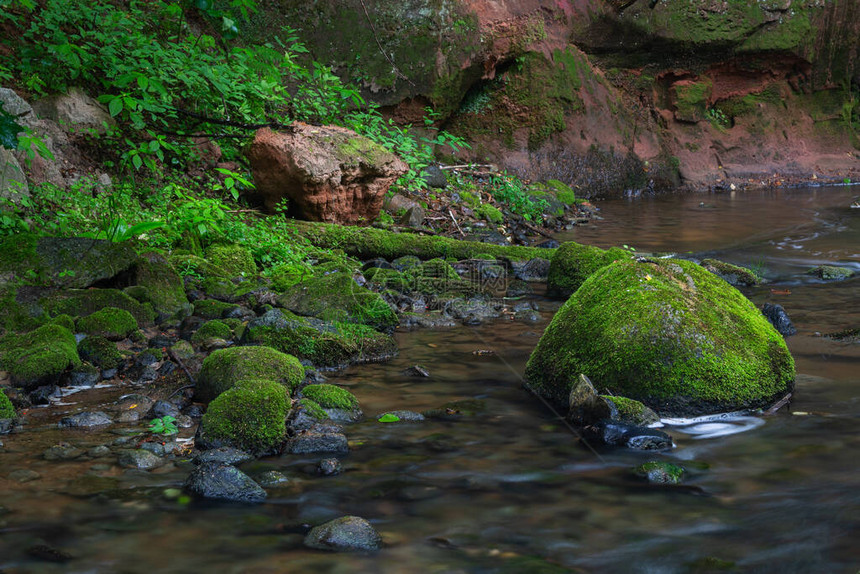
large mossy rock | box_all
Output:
[526,258,795,416]
[195,346,304,403]
[76,307,137,340]
[41,288,156,325]
[547,242,630,298]
[275,272,398,332]
[200,379,290,454]
[243,308,397,369]
[130,252,189,319]
[0,324,80,389]
[0,234,137,288]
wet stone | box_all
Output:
[59,411,113,428]
[149,400,181,419]
[304,515,383,552]
[634,461,685,484]
[67,364,101,387]
[585,420,674,451]
[378,410,425,423]
[194,446,254,466]
[286,428,349,454]
[0,419,14,435]
[185,462,267,503]
[404,365,430,377]
[322,407,363,424]
[8,469,41,482]
[43,444,84,461]
[118,449,163,470]
[87,445,111,458]
[256,470,290,487]
[761,303,797,336]
[317,458,342,476]
[29,385,60,405]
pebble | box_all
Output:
[304,516,382,552]
[117,449,163,470]
[317,458,342,476]
[59,411,112,428]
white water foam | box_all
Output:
[661,411,766,439]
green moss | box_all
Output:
[42,288,156,325]
[133,252,189,318]
[242,309,397,368]
[76,307,138,340]
[363,267,409,292]
[201,379,289,454]
[301,383,359,410]
[547,242,631,298]
[220,317,245,339]
[49,314,76,332]
[297,397,327,421]
[191,319,233,345]
[476,203,503,223]
[0,390,14,418]
[402,258,475,296]
[291,220,552,262]
[526,258,795,415]
[205,244,257,278]
[77,336,122,370]
[544,179,577,205]
[0,324,81,386]
[275,272,398,332]
[0,283,44,334]
[673,78,713,123]
[602,395,659,426]
[196,345,304,403]
[192,299,239,320]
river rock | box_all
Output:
[377,410,425,422]
[286,426,349,454]
[633,461,685,484]
[304,515,383,552]
[193,446,254,466]
[567,374,613,425]
[117,449,163,470]
[317,458,343,476]
[58,411,112,428]
[247,125,408,223]
[148,400,181,419]
[184,461,267,503]
[43,444,84,461]
[512,257,551,281]
[701,258,761,287]
[808,265,854,281]
[526,258,795,416]
[256,470,290,487]
[585,420,674,451]
[761,303,797,336]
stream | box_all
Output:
[1,185,859,573]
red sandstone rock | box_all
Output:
[246,125,408,224]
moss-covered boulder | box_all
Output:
[808,265,854,281]
[1,390,17,419]
[526,258,795,416]
[191,319,233,345]
[301,384,359,410]
[42,288,156,325]
[77,336,123,370]
[196,345,304,403]
[0,324,80,389]
[275,272,398,332]
[242,308,397,369]
[205,244,257,279]
[201,379,290,454]
[192,299,240,320]
[547,242,630,298]
[131,252,190,319]
[76,307,138,340]
[0,234,136,288]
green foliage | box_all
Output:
[0,389,15,419]
[0,108,23,149]
[485,173,548,223]
[378,413,400,423]
[148,415,178,435]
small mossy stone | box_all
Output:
[301,384,359,410]
[526,258,795,416]
[547,242,630,298]
[206,244,257,278]
[391,255,421,272]
[42,288,156,325]
[297,398,327,421]
[193,299,239,320]
[0,324,80,389]
[76,307,138,341]
[77,336,122,370]
[191,320,233,345]
[808,265,854,281]
[196,345,304,403]
[201,379,289,454]
[602,395,660,426]
[49,314,76,332]
[170,339,195,360]
[701,258,762,287]
[275,272,398,332]
[633,461,685,484]
[0,391,15,419]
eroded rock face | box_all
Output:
[246,125,408,224]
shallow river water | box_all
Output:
[1,186,859,573]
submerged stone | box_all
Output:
[634,461,686,484]
[527,258,795,416]
[185,461,267,503]
[761,303,797,336]
[304,515,383,552]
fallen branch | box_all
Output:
[448,208,465,236]
[763,392,792,416]
[166,346,196,389]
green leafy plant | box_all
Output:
[378,413,401,423]
[148,415,178,435]
[486,172,548,222]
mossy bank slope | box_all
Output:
[525,258,794,416]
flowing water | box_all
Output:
[1,186,859,573]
